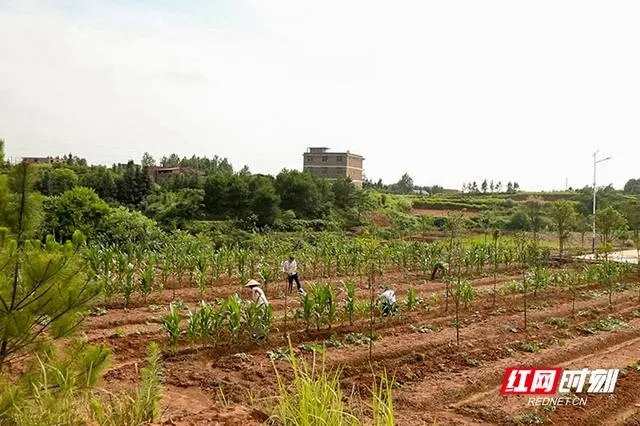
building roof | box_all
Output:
[303,151,364,159]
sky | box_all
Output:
[1,0,639,191]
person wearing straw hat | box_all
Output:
[245,279,269,307]
[245,279,269,340]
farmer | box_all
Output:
[281,255,306,295]
[245,279,269,339]
[431,260,448,280]
[378,288,397,317]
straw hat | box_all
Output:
[245,279,261,288]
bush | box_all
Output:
[97,207,167,249]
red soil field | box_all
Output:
[80,270,640,425]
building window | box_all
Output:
[307,156,313,162]
[337,156,343,162]
[322,167,328,174]
[322,156,328,162]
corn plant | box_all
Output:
[122,263,135,309]
[198,300,221,343]
[162,304,182,347]
[160,258,170,292]
[222,294,243,340]
[531,267,549,299]
[211,251,222,283]
[343,281,357,325]
[258,262,275,293]
[299,291,314,331]
[406,287,418,311]
[326,285,337,328]
[492,230,500,307]
[139,259,154,303]
[261,304,273,339]
[311,285,327,331]
[196,254,208,299]
[186,309,199,346]
[456,280,476,310]
[243,301,263,339]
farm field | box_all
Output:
[84,263,640,425]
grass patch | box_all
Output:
[515,413,548,424]
[299,343,325,354]
[325,334,345,348]
[345,332,380,346]
[544,317,569,329]
[409,324,441,333]
[517,341,541,353]
[267,348,292,361]
[581,317,626,334]
[462,354,484,367]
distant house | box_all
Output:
[149,166,204,182]
[21,156,61,164]
[302,147,364,187]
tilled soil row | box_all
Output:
[154,292,640,424]
[95,285,639,382]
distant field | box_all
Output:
[412,208,479,217]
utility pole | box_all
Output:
[592,151,612,254]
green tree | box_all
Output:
[524,198,545,241]
[35,167,79,196]
[275,170,322,218]
[596,206,627,246]
[43,187,110,242]
[0,139,4,165]
[393,173,414,194]
[98,207,165,249]
[0,163,99,369]
[481,179,488,194]
[623,178,640,195]
[620,200,640,235]
[548,201,577,257]
[115,161,152,206]
[80,166,118,201]
[141,152,156,168]
[332,178,357,209]
[203,173,250,219]
[249,175,280,227]
[574,215,591,249]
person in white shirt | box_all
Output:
[245,279,269,339]
[281,255,305,295]
[245,279,269,307]
[379,288,397,317]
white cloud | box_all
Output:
[1,0,639,189]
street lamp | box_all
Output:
[592,150,612,254]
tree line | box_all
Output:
[462,179,520,194]
[9,148,366,241]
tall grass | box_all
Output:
[371,370,395,426]
[271,339,358,426]
[0,341,165,426]
[93,342,164,425]
[270,337,395,425]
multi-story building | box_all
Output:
[302,147,364,187]
[21,156,62,164]
[149,166,205,182]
